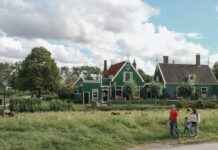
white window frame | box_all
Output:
[123,72,133,82]
[92,89,99,100]
[115,86,123,98]
[188,74,196,85]
[201,87,208,97]
[126,64,130,70]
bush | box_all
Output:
[91,100,100,108]
[181,100,217,109]
[203,101,217,109]
[9,98,42,112]
[38,101,50,111]
[43,95,57,101]
[49,99,73,111]
[159,100,183,108]
[58,86,74,99]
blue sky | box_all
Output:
[145,0,218,53]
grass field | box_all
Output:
[0,109,218,150]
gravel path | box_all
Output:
[128,142,218,150]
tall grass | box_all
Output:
[0,110,217,150]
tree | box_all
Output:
[213,62,218,80]
[138,68,152,83]
[123,81,137,100]
[72,66,101,80]
[18,47,60,97]
[149,81,163,99]
[0,63,11,88]
[9,62,22,90]
[178,82,195,99]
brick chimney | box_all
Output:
[133,59,136,68]
[163,56,169,64]
[103,60,107,72]
[196,53,200,67]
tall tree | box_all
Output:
[149,81,163,99]
[0,63,11,88]
[9,62,22,89]
[138,68,152,83]
[213,62,218,80]
[178,82,195,99]
[72,66,101,80]
[123,81,137,100]
[18,47,60,97]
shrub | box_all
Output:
[91,100,100,108]
[58,85,74,99]
[38,101,50,111]
[43,95,57,101]
[9,98,42,112]
[49,99,73,111]
[203,101,217,109]
[180,100,217,109]
[159,100,183,108]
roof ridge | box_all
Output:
[159,63,209,66]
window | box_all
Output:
[201,87,208,98]
[126,64,130,70]
[188,74,196,85]
[124,72,133,82]
[92,89,99,99]
[115,86,123,97]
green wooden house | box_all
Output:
[153,54,218,99]
[73,59,145,104]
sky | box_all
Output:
[0,0,218,75]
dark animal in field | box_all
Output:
[0,110,15,117]
[124,112,131,115]
[111,112,121,115]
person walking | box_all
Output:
[168,104,180,137]
[189,108,200,138]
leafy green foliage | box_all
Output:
[9,98,42,112]
[213,62,218,80]
[9,98,74,112]
[49,99,73,111]
[0,62,22,90]
[18,47,60,97]
[72,66,101,80]
[178,82,195,98]
[123,81,137,99]
[58,84,74,99]
[181,100,217,109]
[138,68,152,82]
[149,81,163,98]
[0,63,11,88]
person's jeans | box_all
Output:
[191,122,199,136]
[170,121,180,137]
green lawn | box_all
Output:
[0,109,218,150]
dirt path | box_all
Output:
[128,142,218,150]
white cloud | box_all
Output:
[0,0,217,75]
[186,32,203,40]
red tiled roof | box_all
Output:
[105,61,126,76]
